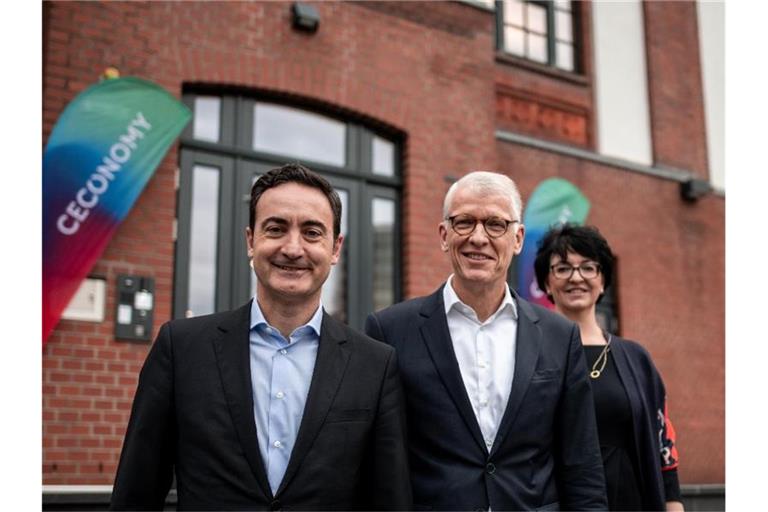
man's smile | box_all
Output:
[462,251,494,261]
[272,261,311,272]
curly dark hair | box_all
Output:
[249,162,342,238]
[533,223,615,304]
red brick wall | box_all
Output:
[42,0,723,486]
[643,0,710,177]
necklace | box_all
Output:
[589,333,612,379]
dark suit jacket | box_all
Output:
[364,286,607,511]
[111,301,412,511]
[611,336,680,510]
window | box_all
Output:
[497,0,578,73]
[596,283,619,334]
[192,96,221,142]
[186,164,220,316]
[252,103,346,167]
[175,93,402,330]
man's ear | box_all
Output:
[245,227,254,258]
[331,234,344,265]
[438,222,449,252]
[513,223,526,256]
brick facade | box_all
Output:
[643,0,710,177]
[42,0,724,486]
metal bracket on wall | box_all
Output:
[680,177,712,202]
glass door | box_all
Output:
[174,150,234,318]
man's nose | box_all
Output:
[281,231,304,258]
[467,220,489,244]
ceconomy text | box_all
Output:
[56,112,152,235]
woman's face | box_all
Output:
[545,251,605,316]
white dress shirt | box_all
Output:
[443,275,518,451]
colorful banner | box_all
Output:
[516,178,590,308]
[43,77,191,344]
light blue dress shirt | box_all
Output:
[249,299,322,495]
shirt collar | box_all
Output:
[443,274,518,322]
[249,298,324,338]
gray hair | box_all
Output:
[442,171,523,220]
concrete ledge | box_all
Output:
[682,483,726,495]
[495,129,726,197]
[42,483,724,511]
[681,483,725,511]
[42,486,176,511]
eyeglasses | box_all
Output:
[550,262,601,280]
[446,214,519,238]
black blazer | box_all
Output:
[610,336,681,510]
[365,286,607,511]
[111,301,412,511]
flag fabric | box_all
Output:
[43,77,191,344]
[516,178,590,308]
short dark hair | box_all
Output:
[533,223,615,304]
[249,163,342,238]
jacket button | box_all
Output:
[270,499,282,511]
[486,462,496,474]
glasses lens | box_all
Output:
[553,264,572,279]
[579,263,599,279]
[484,218,508,237]
[451,215,476,234]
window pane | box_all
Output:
[556,10,573,42]
[253,103,346,167]
[504,26,525,56]
[556,41,574,71]
[596,284,619,333]
[554,0,571,12]
[187,165,220,317]
[503,0,524,26]
[526,3,547,34]
[321,189,349,322]
[527,33,548,63]
[371,198,395,312]
[193,97,221,142]
[372,136,395,177]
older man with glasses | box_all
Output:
[365,171,607,511]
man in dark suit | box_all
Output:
[365,171,606,511]
[112,163,411,510]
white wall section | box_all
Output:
[592,0,653,166]
[697,0,725,190]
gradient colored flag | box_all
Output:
[516,178,590,308]
[43,77,191,344]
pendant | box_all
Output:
[590,370,601,379]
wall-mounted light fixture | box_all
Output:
[292,2,320,33]
[680,177,712,202]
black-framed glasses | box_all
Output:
[446,214,519,238]
[550,262,601,280]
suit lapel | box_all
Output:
[419,287,487,453]
[212,300,272,500]
[490,293,541,456]
[610,337,645,431]
[276,312,351,496]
